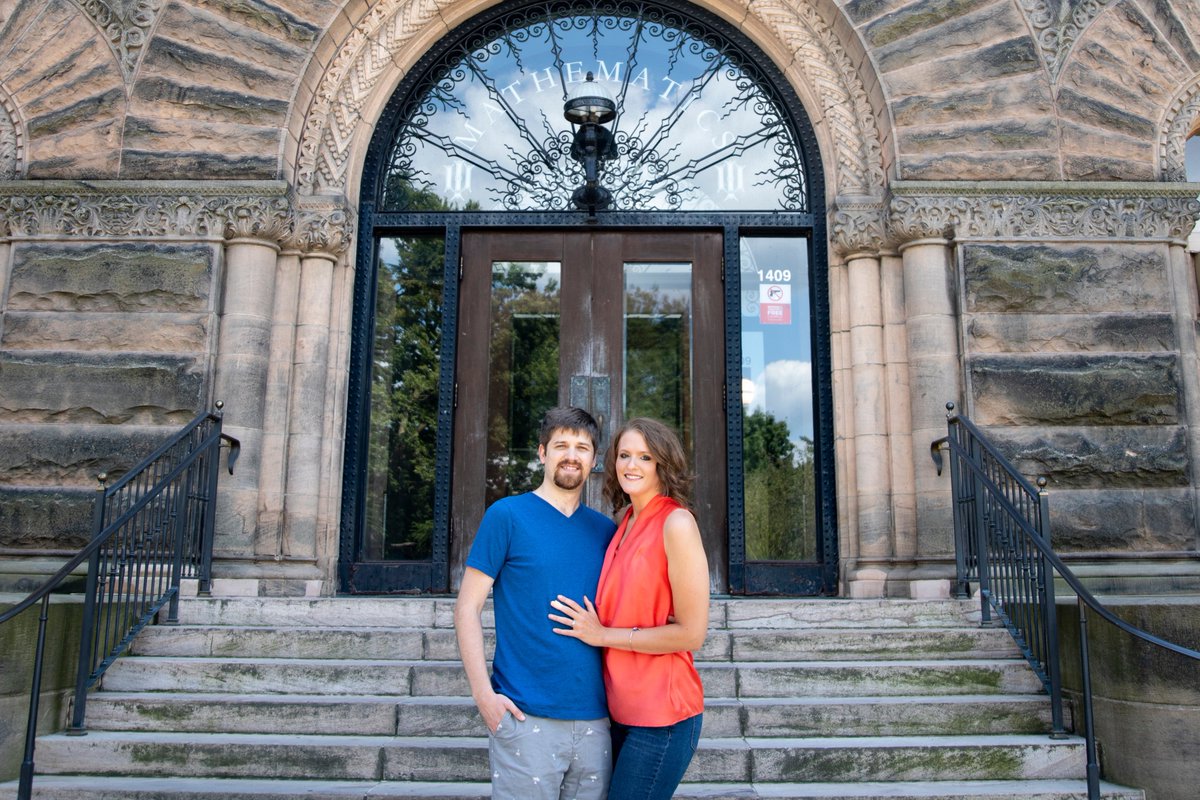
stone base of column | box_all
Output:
[195,557,333,597]
[846,562,956,599]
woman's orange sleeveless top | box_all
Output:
[595,494,704,726]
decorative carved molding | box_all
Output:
[1161,79,1200,182]
[295,0,887,199]
[830,198,888,257]
[296,0,444,195]
[1016,0,1114,79]
[889,182,1200,242]
[74,0,162,82]
[0,85,21,182]
[0,181,355,254]
[750,0,886,197]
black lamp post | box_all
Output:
[564,72,617,214]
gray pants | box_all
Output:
[487,712,611,800]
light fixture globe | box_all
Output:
[563,72,616,125]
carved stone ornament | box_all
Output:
[0,181,355,255]
[295,0,887,200]
[75,0,162,82]
[1016,0,1114,80]
[888,183,1200,243]
[1161,79,1200,182]
[830,199,888,257]
[0,87,21,183]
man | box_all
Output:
[454,406,617,800]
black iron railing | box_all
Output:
[0,405,238,800]
[931,401,1200,800]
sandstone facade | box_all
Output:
[1,0,1199,595]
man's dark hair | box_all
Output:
[538,406,601,452]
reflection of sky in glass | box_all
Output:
[391,9,802,211]
[740,237,813,445]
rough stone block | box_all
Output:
[898,150,1059,181]
[0,351,207,425]
[966,313,1176,354]
[963,243,1171,314]
[7,242,215,313]
[1047,487,1197,552]
[876,3,1031,76]
[120,116,280,179]
[0,487,93,550]
[861,0,999,50]
[0,423,176,486]
[1,311,211,353]
[897,118,1058,155]
[970,354,1180,426]
[984,424,1189,489]
[891,75,1054,128]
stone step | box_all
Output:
[83,692,1057,738]
[0,776,1146,800]
[28,731,1090,783]
[170,597,982,630]
[99,656,1043,697]
[130,623,1018,662]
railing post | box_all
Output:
[969,435,992,625]
[16,595,51,800]
[197,407,225,597]
[67,475,108,735]
[1078,600,1101,800]
[1035,479,1066,738]
[166,462,190,624]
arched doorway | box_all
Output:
[339,0,835,595]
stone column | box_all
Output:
[898,238,961,565]
[1169,240,1200,530]
[832,200,893,597]
[880,251,917,567]
[827,260,857,568]
[283,251,337,561]
[256,247,302,559]
[284,202,352,591]
[212,200,289,566]
[845,252,892,596]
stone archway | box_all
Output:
[290,0,889,206]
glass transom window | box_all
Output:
[381,0,807,212]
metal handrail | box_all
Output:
[931,401,1200,800]
[0,405,239,800]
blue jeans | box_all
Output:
[607,713,703,800]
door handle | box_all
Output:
[570,374,610,472]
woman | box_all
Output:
[549,417,709,800]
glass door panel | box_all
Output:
[738,235,823,592]
[486,261,562,506]
[625,263,693,451]
[362,235,444,562]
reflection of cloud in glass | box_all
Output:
[749,359,814,442]
[393,8,802,212]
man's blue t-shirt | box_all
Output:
[465,492,616,720]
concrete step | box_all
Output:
[99,656,1043,697]
[84,692,1057,738]
[170,597,982,630]
[0,776,1147,800]
[28,731,1090,783]
[130,623,1019,662]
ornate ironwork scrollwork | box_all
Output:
[380,0,808,213]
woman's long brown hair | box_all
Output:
[602,417,694,513]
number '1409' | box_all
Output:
[758,269,792,282]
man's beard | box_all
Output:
[553,462,585,490]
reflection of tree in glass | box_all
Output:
[486,264,560,503]
[625,285,691,447]
[364,180,451,561]
[743,409,816,561]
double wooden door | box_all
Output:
[450,230,729,589]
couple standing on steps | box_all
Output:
[455,406,709,800]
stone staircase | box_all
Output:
[0,597,1143,799]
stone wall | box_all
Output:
[0,239,217,550]
[963,240,1197,551]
